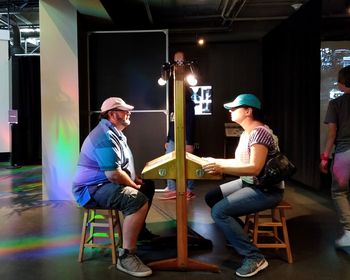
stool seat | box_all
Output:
[78,208,123,265]
[244,200,293,263]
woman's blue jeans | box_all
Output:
[210,179,284,260]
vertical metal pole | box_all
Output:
[7,0,11,58]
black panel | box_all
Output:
[123,112,167,175]
[262,0,321,190]
[89,111,167,177]
[87,31,168,181]
[88,31,167,111]
[11,55,41,165]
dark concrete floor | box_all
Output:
[0,163,349,280]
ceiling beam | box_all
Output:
[68,0,111,20]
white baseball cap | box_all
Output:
[100,97,134,112]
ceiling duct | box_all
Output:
[221,0,248,26]
[11,21,24,55]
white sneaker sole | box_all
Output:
[117,263,152,277]
[335,241,350,248]
[235,259,269,278]
[335,234,350,248]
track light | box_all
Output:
[291,3,302,10]
[186,74,198,86]
[197,37,205,46]
[185,65,198,86]
[157,60,198,86]
[158,62,171,86]
[158,77,167,86]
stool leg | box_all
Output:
[108,210,117,265]
[243,214,252,234]
[89,209,97,244]
[78,209,89,262]
[280,208,293,263]
[253,213,259,245]
[271,208,279,241]
[113,210,123,248]
[272,208,280,255]
[78,208,122,265]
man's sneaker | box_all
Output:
[186,191,196,200]
[235,257,268,277]
[117,248,152,277]
[159,191,176,200]
[335,230,350,248]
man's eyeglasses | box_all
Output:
[110,109,131,114]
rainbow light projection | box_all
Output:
[0,235,80,258]
[0,164,82,259]
[0,39,10,153]
[40,0,79,200]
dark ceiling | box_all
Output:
[0,0,349,52]
[100,0,310,42]
[0,0,38,28]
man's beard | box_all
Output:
[121,119,131,126]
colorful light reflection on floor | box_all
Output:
[0,163,82,259]
[0,235,80,259]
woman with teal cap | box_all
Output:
[203,93,284,278]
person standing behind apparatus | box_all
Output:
[202,93,284,278]
[160,51,196,200]
[72,97,155,278]
[321,65,350,249]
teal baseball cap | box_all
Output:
[223,93,261,110]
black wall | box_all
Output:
[86,31,168,174]
[11,55,41,165]
[262,0,322,190]
[168,42,262,159]
[88,31,167,112]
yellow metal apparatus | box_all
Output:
[141,62,221,272]
[141,151,221,180]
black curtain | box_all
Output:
[262,0,321,190]
[11,55,41,165]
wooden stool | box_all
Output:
[243,200,293,263]
[78,208,123,265]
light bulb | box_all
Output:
[158,77,167,86]
[198,38,205,46]
[186,74,197,86]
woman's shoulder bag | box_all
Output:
[258,152,296,186]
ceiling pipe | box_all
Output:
[7,1,10,28]
[143,0,153,24]
[224,0,239,18]
[11,19,25,55]
[234,16,288,21]
[220,0,230,18]
[0,7,39,14]
[176,14,288,22]
[221,0,238,25]
[225,0,248,26]
[233,0,248,18]
[0,16,8,26]
[14,14,32,25]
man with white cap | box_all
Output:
[72,97,154,277]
